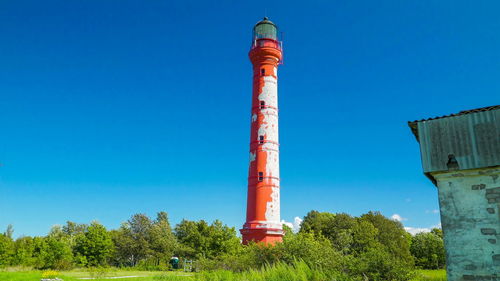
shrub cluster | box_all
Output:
[193,211,417,281]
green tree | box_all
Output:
[63,221,87,237]
[74,221,114,267]
[12,236,35,266]
[4,225,14,239]
[174,219,240,259]
[282,224,294,238]
[32,233,73,270]
[410,231,445,269]
[300,210,415,280]
[360,211,414,263]
[351,219,379,254]
[128,213,154,264]
[0,233,14,267]
[149,212,177,266]
[110,225,136,266]
[300,211,357,253]
[175,219,208,259]
[430,228,443,238]
[206,220,240,257]
[111,212,177,267]
[300,210,336,237]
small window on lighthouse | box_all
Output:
[260,101,265,109]
[261,69,265,76]
[258,172,263,182]
[259,135,264,144]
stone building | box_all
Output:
[409,105,499,281]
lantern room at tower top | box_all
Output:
[250,17,283,56]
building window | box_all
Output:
[260,101,265,109]
[258,172,263,182]
[259,135,264,144]
[261,69,265,76]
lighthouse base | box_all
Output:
[240,227,283,245]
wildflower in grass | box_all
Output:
[42,270,59,279]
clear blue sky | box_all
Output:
[1,0,498,237]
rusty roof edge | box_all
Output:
[407,121,420,142]
[408,105,500,124]
[407,104,500,141]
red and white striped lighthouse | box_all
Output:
[241,17,283,244]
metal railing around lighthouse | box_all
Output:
[251,38,283,51]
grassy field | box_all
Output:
[412,269,447,281]
[0,268,446,281]
[0,269,192,281]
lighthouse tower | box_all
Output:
[241,17,283,244]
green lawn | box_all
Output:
[0,269,445,281]
[412,269,447,281]
[0,270,192,281]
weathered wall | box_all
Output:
[432,166,500,281]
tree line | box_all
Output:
[0,211,445,280]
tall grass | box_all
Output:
[154,262,449,281]
[243,260,329,281]
[154,260,339,281]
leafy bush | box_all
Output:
[347,244,415,281]
[279,231,344,271]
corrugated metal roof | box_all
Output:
[408,106,500,178]
[408,105,500,140]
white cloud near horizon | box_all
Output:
[281,216,303,233]
[282,213,440,236]
[404,223,441,235]
[391,212,441,235]
[404,226,431,235]
[391,213,407,222]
